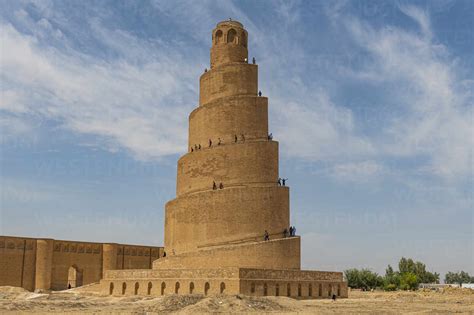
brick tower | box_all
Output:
[160,20,298,270]
[100,20,348,298]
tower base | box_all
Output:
[100,267,348,298]
[154,237,301,270]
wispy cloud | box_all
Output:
[399,4,432,38]
[331,160,384,181]
[276,2,472,180]
[273,91,374,161]
[341,8,472,178]
[1,7,199,160]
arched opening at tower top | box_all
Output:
[227,29,237,43]
[215,30,223,44]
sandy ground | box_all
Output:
[0,286,473,314]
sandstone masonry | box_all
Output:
[0,236,162,291]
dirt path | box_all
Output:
[1,286,473,314]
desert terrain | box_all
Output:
[0,286,473,314]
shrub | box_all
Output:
[384,283,397,291]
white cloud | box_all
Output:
[0,90,29,113]
[337,7,473,179]
[399,5,432,38]
[348,14,474,177]
[273,91,374,162]
[1,18,199,160]
[331,160,383,181]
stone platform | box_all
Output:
[101,267,348,298]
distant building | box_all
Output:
[0,236,162,291]
[419,283,459,290]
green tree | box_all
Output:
[398,257,439,284]
[399,257,416,274]
[345,268,361,289]
[459,271,471,284]
[381,257,439,291]
[400,272,419,290]
[445,271,472,285]
[413,261,439,283]
[360,269,384,290]
[347,257,439,292]
[383,264,401,290]
[344,268,383,290]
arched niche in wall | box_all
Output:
[227,29,237,44]
[215,30,223,44]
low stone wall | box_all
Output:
[240,279,348,298]
[239,268,348,298]
[105,267,241,280]
[105,277,240,296]
[103,267,241,296]
[239,268,343,281]
[101,267,348,298]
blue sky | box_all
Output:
[1,0,472,278]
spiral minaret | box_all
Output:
[159,20,300,270]
[101,20,348,298]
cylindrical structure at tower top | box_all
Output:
[210,20,248,69]
[164,21,293,262]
